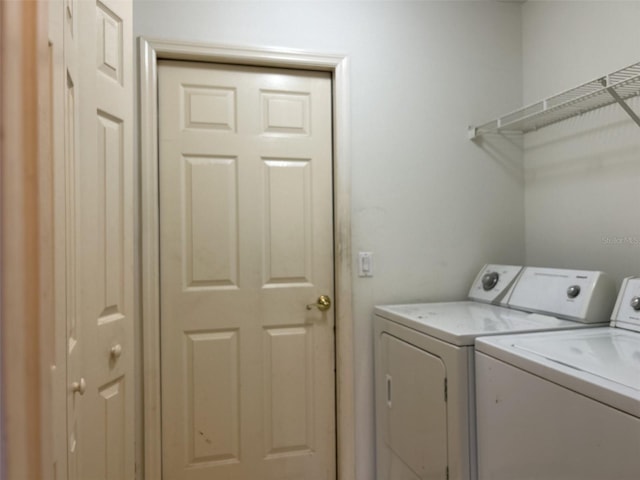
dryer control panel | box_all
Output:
[610,276,640,332]
[468,264,523,305]
[507,267,616,323]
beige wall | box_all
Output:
[522,1,640,285]
[133,2,525,478]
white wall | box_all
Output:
[522,1,640,285]
[133,2,524,478]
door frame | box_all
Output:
[138,37,354,480]
[1,1,53,479]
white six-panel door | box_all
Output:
[59,0,135,478]
[158,60,336,480]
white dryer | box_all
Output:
[374,266,616,480]
[475,276,640,480]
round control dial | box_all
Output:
[567,285,581,298]
[631,296,640,311]
[482,272,499,291]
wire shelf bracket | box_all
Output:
[468,61,640,140]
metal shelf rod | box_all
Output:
[605,85,640,129]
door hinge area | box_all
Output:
[444,378,448,402]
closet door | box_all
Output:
[60,0,82,477]
[48,0,68,477]
[68,0,135,478]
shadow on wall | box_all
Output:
[523,104,640,185]
[471,132,524,186]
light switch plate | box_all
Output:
[358,252,373,277]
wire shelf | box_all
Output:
[469,62,640,139]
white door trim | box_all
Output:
[138,37,354,480]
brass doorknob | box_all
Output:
[306,295,331,311]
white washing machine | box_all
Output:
[475,276,640,480]
[374,266,616,480]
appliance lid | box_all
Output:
[476,328,640,416]
[374,302,603,346]
[512,329,640,391]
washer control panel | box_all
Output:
[611,276,640,332]
[507,267,616,323]
[468,264,523,305]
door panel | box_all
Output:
[381,333,448,480]
[186,330,240,465]
[183,156,238,288]
[263,326,315,456]
[263,159,312,285]
[158,61,335,480]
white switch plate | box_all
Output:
[358,252,373,277]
